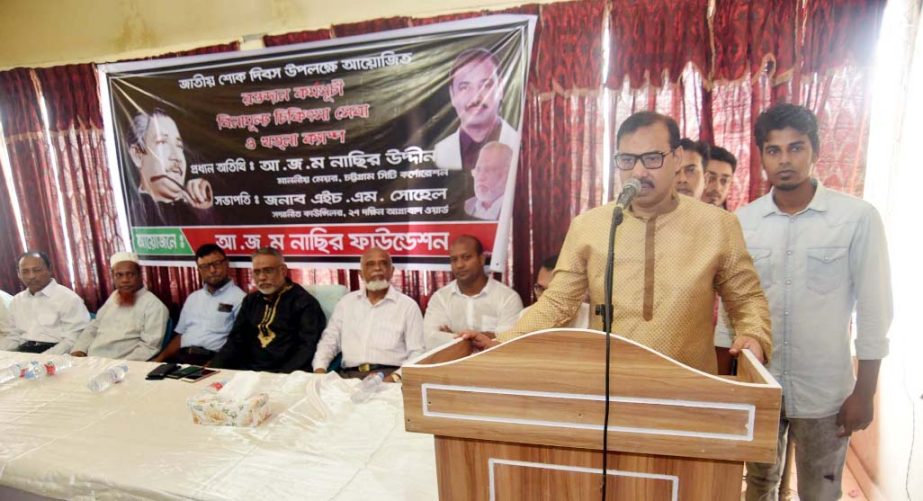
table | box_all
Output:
[0,352,437,500]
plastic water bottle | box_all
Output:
[87,364,129,393]
[0,362,25,384]
[351,371,384,403]
[23,361,46,381]
[44,356,74,376]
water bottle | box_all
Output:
[44,356,74,376]
[23,361,46,381]
[87,364,129,393]
[351,371,384,403]
[0,362,25,384]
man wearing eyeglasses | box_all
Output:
[152,243,245,365]
[210,247,326,373]
[465,111,771,374]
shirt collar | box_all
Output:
[761,178,828,217]
[360,284,398,305]
[30,279,58,297]
[451,277,492,298]
[205,279,234,296]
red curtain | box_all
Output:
[0,0,886,314]
[0,146,23,293]
[30,64,120,310]
[0,69,71,293]
[263,29,331,47]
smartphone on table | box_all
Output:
[181,368,219,382]
[166,365,203,379]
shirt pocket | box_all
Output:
[479,314,498,333]
[806,247,849,294]
[37,310,59,327]
[749,248,774,289]
[371,321,404,352]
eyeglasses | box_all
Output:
[252,265,283,277]
[614,147,678,170]
[197,258,227,271]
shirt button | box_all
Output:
[784,311,789,316]
[786,250,793,256]
[783,341,789,346]
[785,280,792,285]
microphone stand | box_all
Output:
[596,204,626,500]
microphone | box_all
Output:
[615,178,642,211]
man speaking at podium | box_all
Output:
[464,111,772,373]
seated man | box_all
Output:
[313,248,424,382]
[522,254,590,328]
[0,251,90,354]
[153,243,245,365]
[0,289,12,337]
[423,235,523,350]
[72,252,169,360]
[210,247,326,373]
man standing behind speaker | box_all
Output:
[463,111,772,374]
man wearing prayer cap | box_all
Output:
[71,252,169,360]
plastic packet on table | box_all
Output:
[186,373,271,427]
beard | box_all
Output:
[257,284,281,296]
[365,279,390,292]
[117,289,137,307]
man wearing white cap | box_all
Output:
[71,252,169,360]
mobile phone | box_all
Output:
[146,362,179,380]
[182,368,219,382]
[166,365,203,379]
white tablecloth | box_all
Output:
[0,352,437,500]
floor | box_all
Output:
[741,461,869,500]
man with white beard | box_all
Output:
[210,247,326,373]
[312,248,424,382]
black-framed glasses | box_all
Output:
[197,257,227,271]
[614,147,678,171]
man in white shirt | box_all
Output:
[0,290,14,337]
[313,247,424,382]
[464,142,513,221]
[521,254,590,328]
[153,243,245,365]
[715,104,892,501]
[0,251,90,354]
[72,252,169,361]
[423,235,523,350]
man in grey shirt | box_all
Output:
[72,252,169,361]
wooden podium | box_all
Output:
[402,329,781,500]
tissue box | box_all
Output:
[187,392,271,427]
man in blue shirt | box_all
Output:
[153,243,245,365]
[716,104,892,500]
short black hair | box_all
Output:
[616,111,681,150]
[708,146,738,173]
[18,251,51,269]
[679,138,710,164]
[195,243,226,260]
[450,48,500,85]
[452,235,484,256]
[540,254,558,272]
[754,103,820,154]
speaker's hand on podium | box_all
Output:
[728,335,765,363]
[456,331,499,351]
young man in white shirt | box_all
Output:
[313,247,424,382]
[716,104,892,500]
[153,243,245,365]
[423,235,523,350]
[0,251,90,354]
